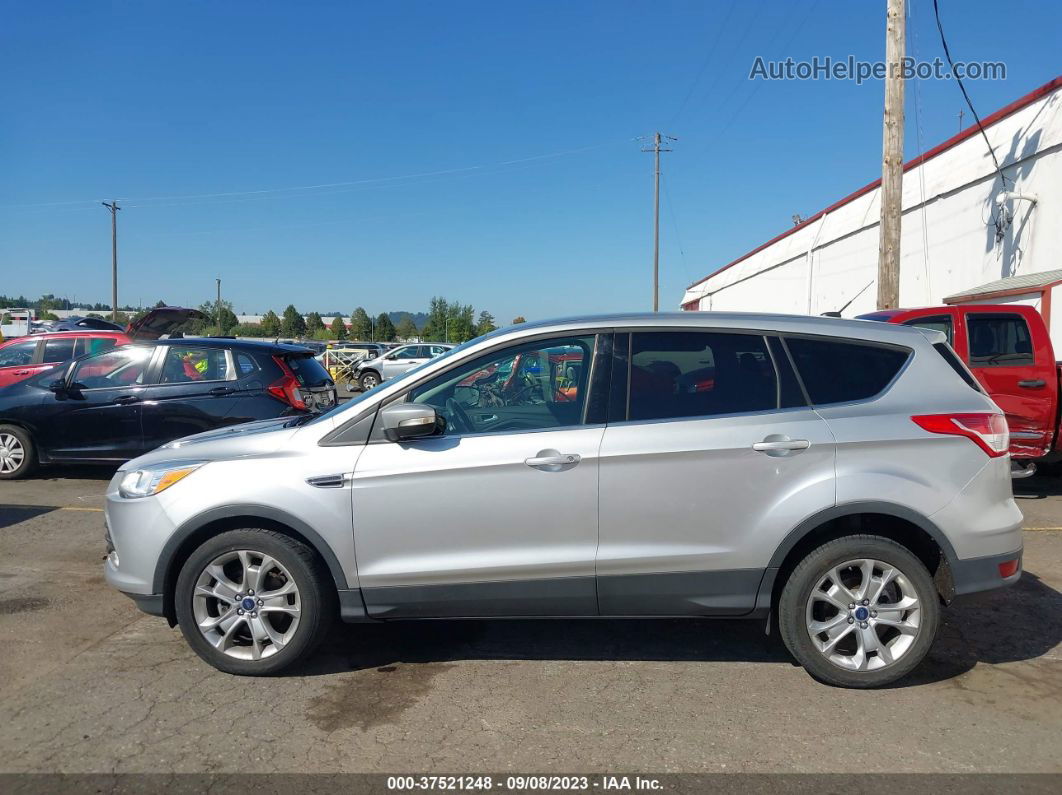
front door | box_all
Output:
[43,346,153,461]
[351,333,605,617]
[597,331,836,616]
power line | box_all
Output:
[931,0,1009,187]
[668,0,740,128]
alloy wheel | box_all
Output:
[0,433,26,474]
[192,549,302,661]
[805,558,922,672]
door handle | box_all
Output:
[525,451,580,470]
[209,386,236,396]
[13,370,31,376]
[113,395,139,405]
[1018,379,1046,389]
[752,437,810,455]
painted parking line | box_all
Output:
[58,506,105,513]
[1024,526,1062,531]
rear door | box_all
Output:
[596,331,835,616]
[380,346,429,380]
[961,308,1057,458]
[138,345,245,450]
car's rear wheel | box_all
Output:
[359,371,380,391]
[174,529,335,675]
[779,535,940,688]
[0,425,36,480]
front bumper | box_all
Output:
[102,471,180,600]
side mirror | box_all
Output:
[48,378,67,395]
[379,402,443,442]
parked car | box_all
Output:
[353,342,454,391]
[0,337,334,479]
[0,305,208,391]
[860,304,1058,468]
[102,312,1021,687]
[46,315,125,332]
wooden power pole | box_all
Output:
[101,201,121,322]
[876,0,906,310]
[642,132,675,312]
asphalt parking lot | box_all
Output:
[0,468,1060,774]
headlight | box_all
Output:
[118,462,205,499]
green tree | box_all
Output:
[422,297,449,342]
[260,310,281,337]
[375,313,396,342]
[39,311,60,321]
[350,307,372,340]
[447,303,476,343]
[154,300,167,308]
[395,314,419,341]
[476,310,497,336]
[512,316,526,324]
[329,316,348,339]
[281,304,306,338]
[230,323,268,337]
[306,312,325,335]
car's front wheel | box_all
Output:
[174,529,335,675]
[359,371,381,391]
[779,535,940,688]
[0,425,36,480]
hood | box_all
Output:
[126,306,209,340]
[120,417,299,471]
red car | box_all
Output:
[0,307,206,390]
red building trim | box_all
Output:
[684,75,1062,297]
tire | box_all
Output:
[174,529,336,675]
[359,371,381,391]
[779,534,940,688]
[0,424,36,480]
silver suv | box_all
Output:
[103,313,1023,687]
[354,343,453,391]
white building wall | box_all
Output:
[683,79,1062,318]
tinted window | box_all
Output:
[71,347,153,389]
[77,337,118,357]
[160,348,232,383]
[629,332,776,421]
[286,354,332,387]
[42,338,76,363]
[393,346,421,360]
[967,313,1034,367]
[0,340,37,367]
[785,337,909,405]
[410,335,596,435]
[236,353,258,375]
[904,315,953,344]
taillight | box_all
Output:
[998,559,1020,578]
[268,356,308,410]
[911,413,1009,457]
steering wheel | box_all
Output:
[445,398,473,434]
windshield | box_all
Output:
[304,336,484,425]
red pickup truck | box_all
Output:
[860,304,1058,465]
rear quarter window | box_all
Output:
[785,337,910,405]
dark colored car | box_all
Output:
[47,315,125,332]
[0,337,335,479]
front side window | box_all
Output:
[0,340,37,367]
[160,348,232,383]
[785,337,910,405]
[628,332,777,421]
[409,335,596,435]
[71,347,153,389]
[904,315,953,344]
[42,337,76,364]
[967,313,1034,367]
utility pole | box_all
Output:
[215,278,222,330]
[101,201,121,322]
[642,133,675,311]
[876,0,905,310]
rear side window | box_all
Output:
[77,337,118,357]
[160,348,232,383]
[629,331,777,421]
[42,338,76,363]
[785,337,909,405]
[286,354,332,387]
[934,342,983,392]
[967,313,1033,367]
[903,315,953,344]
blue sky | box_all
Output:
[1,0,1059,322]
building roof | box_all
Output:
[685,75,1062,298]
[944,268,1062,303]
